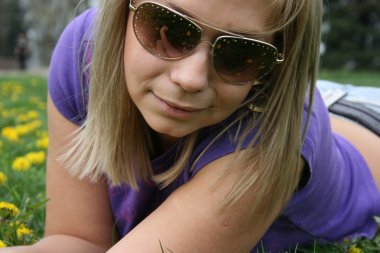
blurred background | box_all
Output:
[0,0,379,73]
[0,0,100,70]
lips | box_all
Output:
[162,99,203,112]
[151,92,208,120]
[154,93,205,112]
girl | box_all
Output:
[3,0,380,252]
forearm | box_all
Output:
[0,235,106,253]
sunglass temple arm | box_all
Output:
[276,53,285,64]
[129,0,137,11]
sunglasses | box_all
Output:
[129,1,284,84]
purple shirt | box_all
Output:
[48,9,380,252]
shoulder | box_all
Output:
[282,87,380,239]
[48,8,97,126]
[301,88,332,162]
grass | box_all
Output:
[0,74,47,246]
[319,69,380,88]
[0,71,379,252]
[294,234,380,253]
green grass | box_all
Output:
[0,74,47,246]
[319,69,380,88]
[294,234,380,253]
[0,72,379,252]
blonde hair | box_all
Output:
[62,0,323,219]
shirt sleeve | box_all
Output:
[283,90,380,241]
[48,8,96,125]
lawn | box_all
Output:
[0,72,379,252]
[319,69,380,88]
[0,74,47,246]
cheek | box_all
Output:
[123,22,167,84]
[216,85,252,108]
[124,25,144,73]
[124,18,152,72]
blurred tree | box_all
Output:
[20,0,92,65]
[1,0,378,70]
[322,0,380,70]
[0,0,26,58]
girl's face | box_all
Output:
[124,0,272,144]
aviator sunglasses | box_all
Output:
[129,0,284,84]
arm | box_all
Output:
[0,236,106,253]
[43,95,114,249]
[0,96,115,252]
[108,151,283,253]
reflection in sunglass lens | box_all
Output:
[133,3,202,58]
[213,37,278,83]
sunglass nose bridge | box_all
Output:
[193,40,215,59]
[199,40,213,48]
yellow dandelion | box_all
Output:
[14,120,43,136]
[0,240,6,248]
[27,110,39,120]
[348,246,363,253]
[36,136,49,149]
[17,224,32,238]
[0,201,20,217]
[1,127,19,142]
[12,157,31,171]
[0,171,7,185]
[30,120,42,128]
[25,151,46,165]
[15,124,32,136]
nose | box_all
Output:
[169,43,211,92]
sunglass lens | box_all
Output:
[213,37,278,83]
[133,3,202,59]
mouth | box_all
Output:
[162,99,203,112]
[153,93,206,119]
[154,93,205,112]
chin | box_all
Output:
[149,121,195,141]
[154,125,191,138]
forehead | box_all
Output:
[143,0,274,34]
